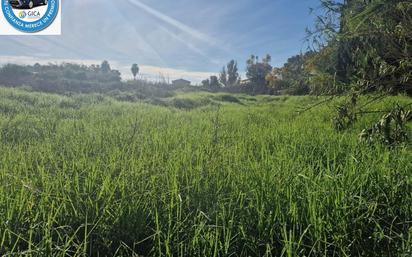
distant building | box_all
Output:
[172,79,191,87]
[240,79,251,85]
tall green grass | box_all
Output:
[0,88,411,256]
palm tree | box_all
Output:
[131,64,139,80]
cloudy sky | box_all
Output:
[0,0,319,82]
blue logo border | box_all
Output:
[2,0,59,33]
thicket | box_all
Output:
[0,62,192,99]
[202,0,412,98]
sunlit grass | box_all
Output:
[0,87,411,256]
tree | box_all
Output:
[131,64,139,80]
[226,60,240,87]
[304,0,412,145]
[201,76,220,91]
[217,60,241,88]
[246,54,272,94]
[262,54,271,65]
[209,76,220,91]
[219,66,227,87]
[201,79,210,88]
[101,60,111,74]
[266,67,288,94]
[33,63,41,72]
[0,64,31,86]
[308,0,412,96]
[304,46,341,95]
[273,51,316,95]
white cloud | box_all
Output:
[129,64,215,83]
[126,0,217,46]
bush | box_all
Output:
[212,94,241,103]
[172,97,212,110]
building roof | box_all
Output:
[172,79,191,83]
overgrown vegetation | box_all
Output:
[0,87,410,257]
[198,0,412,145]
[0,1,411,256]
[0,62,197,101]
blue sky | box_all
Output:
[0,0,319,82]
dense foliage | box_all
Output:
[266,52,316,95]
[307,0,412,96]
[201,0,412,98]
[0,61,122,93]
[0,61,198,101]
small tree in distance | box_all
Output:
[209,76,220,91]
[218,60,240,88]
[201,76,220,91]
[219,67,227,87]
[101,60,111,73]
[246,54,272,94]
[131,64,139,80]
[226,60,239,87]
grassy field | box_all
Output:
[0,87,411,257]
